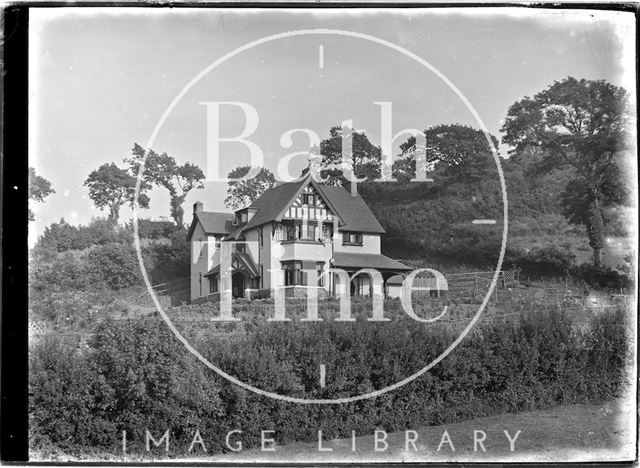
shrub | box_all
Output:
[570,263,631,291]
[30,252,93,293]
[29,288,94,325]
[517,245,576,277]
[37,219,80,252]
[145,242,189,285]
[29,307,630,457]
[87,244,141,290]
[129,219,180,240]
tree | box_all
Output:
[84,163,150,222]
[319,126,382,185]
[224,166,275,210]
[125,144,204,226]
[501,77,631,266]
[37,218,79,252]
[29,167,55,221]
[394,124,499,184]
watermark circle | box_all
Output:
[132,28,509,405]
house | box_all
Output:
[186,172,412,302]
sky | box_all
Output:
[28,7,636,246]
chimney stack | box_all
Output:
[193,201,203,214]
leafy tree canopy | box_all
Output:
[501,76,631,183]
[501,76,632,265]
[29,167,55,221]
[125,144,205,226]
[394,124,499,184]
[224,166,276,210]
[84,163,150,222]
[319,126,382,185]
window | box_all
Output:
[274,224,283,241]
[240,212,247,224]
[209,275,219,293]
[303,193,316,205]
[286,223,297,241]
[259,228,263,247]
[323,225,333,241]
[342,232,363,245]
[260,265,264,288]
[302,224,317,241]
[316,262,325,286]
[236,242,246,253]
[282,261,303,286]
[197,239,204,260]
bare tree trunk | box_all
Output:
[593,247,602,267]
[587,196,605,268]
[109,204,120,222]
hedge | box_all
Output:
[29,306,630,458]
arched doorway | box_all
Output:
[232,273,245,298]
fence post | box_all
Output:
[473,273,478,299]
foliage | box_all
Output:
[36,219,82,252]
[125,144,205,226]
[569,263,631,291]
[30,307,630,456]
[501,76,632,265]
[29,288,95,325]
[144,229,190,285]
[515,246,576,278]
[29,167,56,221]
[86,244,142,290]
[30,252,93,294]
[130,219,179,240]
[394,124,499,184]
[319,126,382,185]
[35,218,132,253]
[224,166,276,210]
[84,163,150,222]
[586,200,605,262]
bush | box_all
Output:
[516,246,576,278]
[87,244,142,290]
[37,219,80,252]
[129,219,180,240]
[30,307,630,457]
[30,252,93,293]
[570,263,631,291]
[144,242,189,285]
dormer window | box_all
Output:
[342,232,363,246]
[240,212,247,224]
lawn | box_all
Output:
[175,391,636,463]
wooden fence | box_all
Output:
[407,269,520,303]
[135,277,191,306]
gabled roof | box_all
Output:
[332,252,412,272]
[316,185,385,234]
[187,173,385,241]
[186,211,235,241]
[241,176,309,231]
[204,251,259,278]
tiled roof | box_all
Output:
[316,185,385,234]
[188,174,385,241]
[186,211,235,241]
[204,251,259,278]
[331,252,412,272]
[242,177,308,231]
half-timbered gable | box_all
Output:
[282,183,336,223]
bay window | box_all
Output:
[282,261,304,286]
